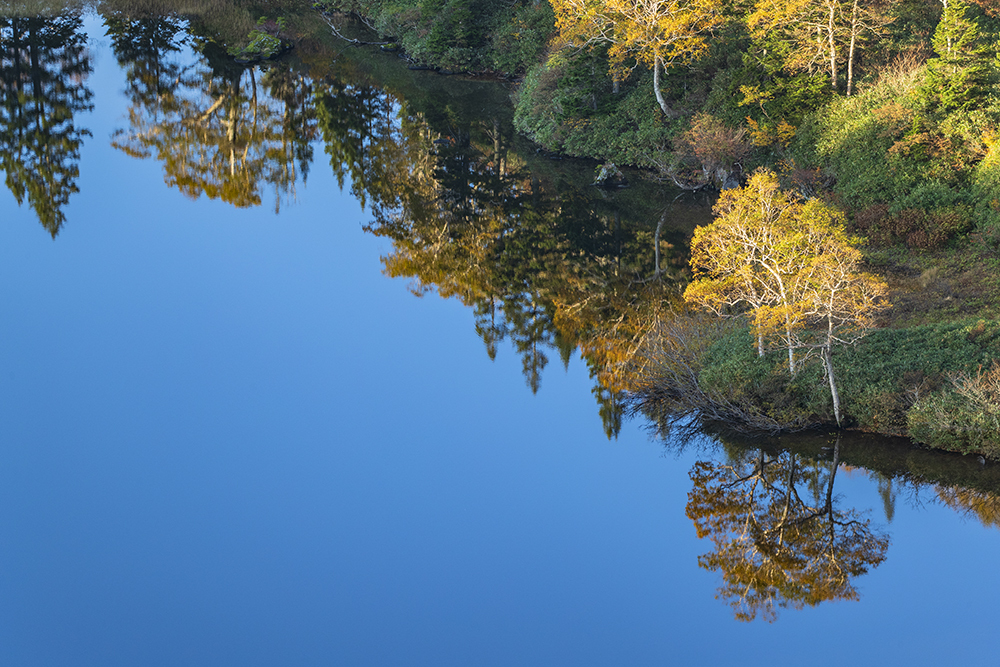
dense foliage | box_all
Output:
[632,316,1000,451]
[317,0,1000,456]
[8,0,999,455]
[315,0,555,75]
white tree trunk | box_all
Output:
[847,0,858,96]
[823,344,842,427]
[652,55,672,117]
[827,2,838,89]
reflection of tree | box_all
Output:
[0,12,93,236]
[686,437,889,622]
[937,485,1000,529]
[104,9,187,111]
[107,15,315,209]
[312,60,699,434]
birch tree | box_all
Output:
[550,0,724,116]
[684,169,815,374]
[799,231,889,425]
[685,169,890,426]
[748,0,892,94]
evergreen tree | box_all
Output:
[923,0,994,113]
[0,13,93,236]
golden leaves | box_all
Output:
[684,168,889,362]
[550,0,724,76]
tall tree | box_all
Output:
[797,223,889,425]
[549,0,724,116]
[684,169,889,424]
[748,0,892,94]
[924,0,994,112]
[684,169,812,373]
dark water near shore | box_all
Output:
[2,7,999,665]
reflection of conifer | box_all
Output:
[104,10,187,108]
[327,74,692,424]
[316,80,393,209]
[0,13,93,236]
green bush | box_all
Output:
[697,328,822,428]
[514,53,676,168]
[488,2,554,78]
[834,319,1000,435]
[908,363,1000,458]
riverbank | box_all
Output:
[629,313,1000,458]
[314,1,1000,457]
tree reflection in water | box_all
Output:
[0,11,92,236]
[686,436,890,622]
[0,3,698,435]
[106,11,315,210]
[937,485,1000,529]
[4,6,702,437]
[311,73,698,435]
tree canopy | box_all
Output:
[684,169,889,425]
[550,0,724,116]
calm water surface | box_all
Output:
[1,8,999,666]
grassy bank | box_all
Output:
[631,315,1000,458]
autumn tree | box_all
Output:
[673,113,752,189]
[549,0,724,116]
[843,0,896,95]
[748,0,893,94]
[684,169,813,373]
[684,169,889,425]
[797,230,889,425]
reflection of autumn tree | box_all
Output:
[937,485,1000,529]
[315,79,690,434]
[108,22,315,209]
[0,12,93,236]
[687,438,889,622]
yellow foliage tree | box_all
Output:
[798,229,889,424]
[550,0,724,116]
[684,169,889,426]
[684,169,815,374]
[748,0,893,94]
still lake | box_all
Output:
[1,8,999,666]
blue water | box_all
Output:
[1,13,999,667]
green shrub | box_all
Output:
[682,319,1000,445]
[697,328,821,428]
[488,2,555,78]
[908,363,1000,458]
[835,319,1000,433]
[513,61,566,151]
